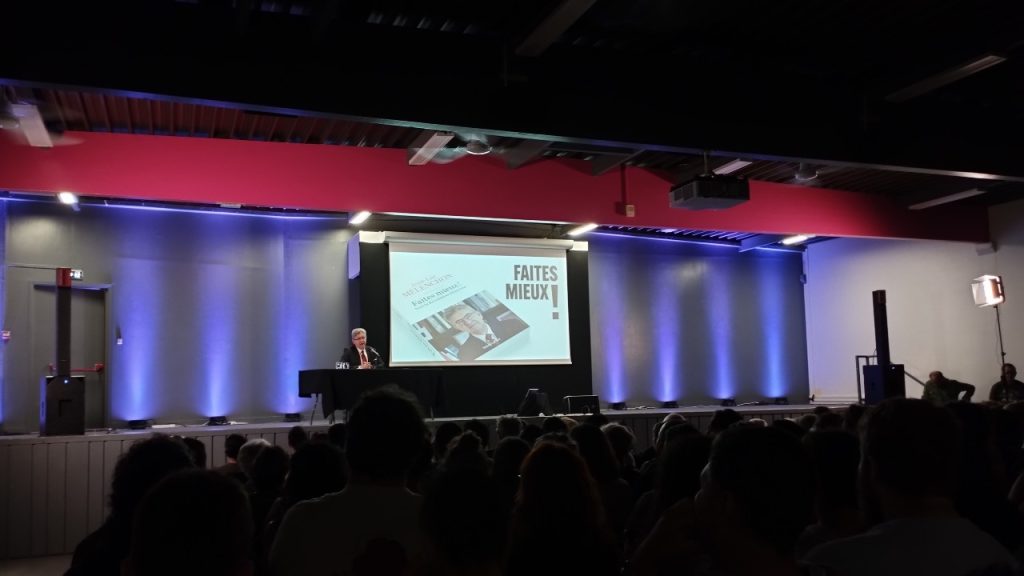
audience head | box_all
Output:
[541,416,569,435]
[309,431,329,443]
[772,418,806,438]
[569,423,620,483]
[584,413,610,427]
[110,435,195,524]
[496,415,523,440]
[346,387,428,483]
[515,442,607,532]
[707,409,743,437]
[251,444,289,494]
[561,416,579,430]
[287,425,309,452]
[463,419,491,450]
[125,470,252,576]
[237,439,271,481]
[860,398,961,510]
[285,441,346,503]
[444,431,490,473]
[181,437,207,468]
[843,404,867,432]
[433,422,462,461]
[224,433,246,462]
[655,433,712,511]
[803,430,860,520]
[798,413,818,431]
[327,422,348,450]
[695,426,813,560]
[519,423,543,446]
[813,405,832,416]
[493,436,531,483]
[601,423,635,469]
[814,411,843,431]
[421,463,506,573]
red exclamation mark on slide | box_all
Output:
[551,284,559,319]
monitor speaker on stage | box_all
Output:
[517,388,552,417]
[564,395,600,415]
[863,364,905,405]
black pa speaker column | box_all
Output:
[40,267,85,436]
[862,290,906,405]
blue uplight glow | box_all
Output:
[199,263,236,418]
[596,256,627,404]
[653,265,681,402]
[112,256,163,421]
[706,261,736,399]
[758,256,789,397]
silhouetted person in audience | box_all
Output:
[798,413,818,431]
[625,433,711,561]
[496,415,523,440]
[804,398,1014,576]
[287,425,308,453]
[519,423,542,446]
[464,418,492,453]
[541,415,569,435]
[67,435,195,576]
[261,441,346,555]
[631,426,812,576]
[492,436,531,516]
[923,371,976,405]
[707,408,743,437]
[813,411,844,431]
[796,430,864,557]
[571,424,634,542]
[443,431,491,473]
[420,445,507,576]
[181,436,208,468]
[270,388,428,576]
[216,433,249,484]
[327,421,348,450]
[991,363,1024,404]
[433,421,461,463]
[123,470,253,576]
[238,439,271,484]
[250,445,289,532]
[603,423,639,489]
[843,404,867,433]
[585,412,610,427]
[506,443,620,576]
[772,418,806,438]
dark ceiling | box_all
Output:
[1,0,1023,208]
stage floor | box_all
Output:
[0,404,828,560]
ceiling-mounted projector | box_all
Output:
[669,174,750,210]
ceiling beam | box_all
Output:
[590,150,644,176]
[502,139,551,169]
[516,0,598,57]
[738,234,787,252]
[885,53,1007,103]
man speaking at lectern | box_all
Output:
[340,328,385,369]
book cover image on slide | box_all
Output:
[413,291,529,362]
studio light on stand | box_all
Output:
[972,275,1007,365]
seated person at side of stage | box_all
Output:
[340,327,385,369]
[922,371,975,406]
[443,303,527,361]
[989,363,1024,404]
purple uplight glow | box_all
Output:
[706,261,736,399]
[758,256,790,398]
[112,251,163,422]
[596,257,627,404]
[653,265,681,402]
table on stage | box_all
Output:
[298,368,444,420]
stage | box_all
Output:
[0,404,828,559]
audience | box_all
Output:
[67,435,195,576]
[804,398,1015,576]
[270,387,428,575]
[506,442,620,576]
[69,390,1024,576]
[123,470,253,576]
[287,425,308,452]
[215,433,248,484]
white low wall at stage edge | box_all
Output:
[804,199,1024,403]
[0,405,821,560]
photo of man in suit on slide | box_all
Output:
[443,301,528,361]
[340,327,385,369]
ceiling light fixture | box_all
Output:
[567,223,599,237]
[781,234,813,245]
[908,188,986,210]
[349,211,372,225]
[463,138,492,156]
[713,159,752,175]
[408,131,456,165]
[794,163,819,182]
[58,191,78,205]
[8,103,53,148]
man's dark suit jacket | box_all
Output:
[456,316,528,361]
[340,345,386,368]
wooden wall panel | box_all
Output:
[7,444,32,558]
[30,443,47,556]
[87,441,106,533]
[65,441,90,554]
[46,442,66,554]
